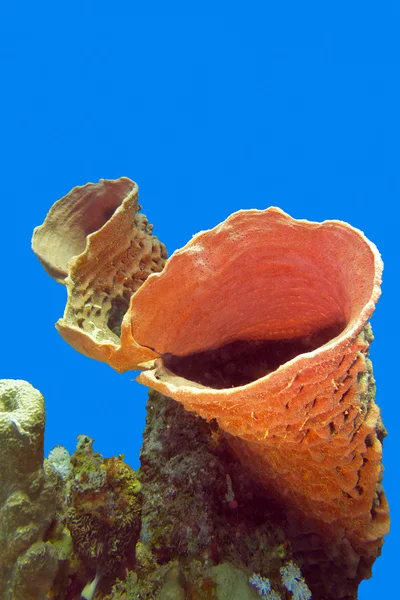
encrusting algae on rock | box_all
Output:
[0,379,310,600]
[0,378,145,599]
[65,435,142,593]
[46,434,143,599]
[105,389,309,600]
[28,177,389,599]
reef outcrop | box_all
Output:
[106,389,309,600]
[64,434,142,594]
[0,378,308,599]
[32,179,389,598]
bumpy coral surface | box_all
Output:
[32,177,167,371]
[108,390,297,600]
[0,380,59,600]
[65,435,142,594]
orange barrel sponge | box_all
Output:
[127,208,388,599]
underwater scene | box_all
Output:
[1,6,398,600]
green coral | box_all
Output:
[65,435,142,595]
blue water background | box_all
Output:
[1,5,398,598]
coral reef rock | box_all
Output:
[33,180,389,599]
[43,435,143,598]
[65,435,142,593]
[106,389,302,600]
[0,379,59,600]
